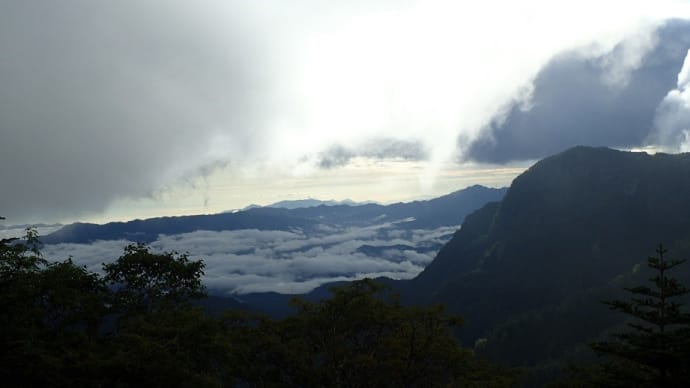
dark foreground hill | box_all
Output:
[400,146,690,367]
[42,185,507,244]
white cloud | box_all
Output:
[650,49,690,151]
[42,240,130,274]
[0,224,62,240]
[2,1,688,223]
[41,223,459,294]
[599,28,660,89]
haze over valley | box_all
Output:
[37,186,505,294]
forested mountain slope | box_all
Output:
[402,146,690,365]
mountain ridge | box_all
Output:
[241,198,372,211]
[43,185,507,244]
[400,146,690,367]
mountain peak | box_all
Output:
[406,146,690,365]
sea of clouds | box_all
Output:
[40,223,458,295]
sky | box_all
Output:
[3,0,690,225]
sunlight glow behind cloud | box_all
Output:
[2,0,690,223]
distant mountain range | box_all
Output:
[42,185,507,244]
[241,198,372,211]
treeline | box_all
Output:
[555,245,690,387]
[4,229,690,387]
[0,230,514,387]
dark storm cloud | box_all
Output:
[463,20,690,164]
[0,1,267,222]
[317,139,429,169]
[318,145,354,169]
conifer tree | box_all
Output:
[591,244,690,387]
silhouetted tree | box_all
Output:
[238,279,517,387]
[0,228,46,383]
[0,231,514,387]
[591,244,690,387]
[0,229,111,386]
[100,244,231,387]
[104,243,205,316]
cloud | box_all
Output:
[42,239,131,274]
[649,46,690,151]
[464,20,690,163]
[0,1,269,222]
[1,0,687,223]
[0,224,63,240]
[316,139,429,169]
[316,145,353,170]
[41,223,456,294]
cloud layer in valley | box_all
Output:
[2,1,690,223]
[42,223,458,294]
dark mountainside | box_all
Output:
[42,210,318,245]
[399,146,690,369]
[42,185,507,244]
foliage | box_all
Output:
[590,245,690,387]
[100,307,232,388]
[96,244,226,387]
[0,234,223,386]
[0,227,512,386]
[237,279,517,387]
[0,229,109,386]
[103,242,206,316]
